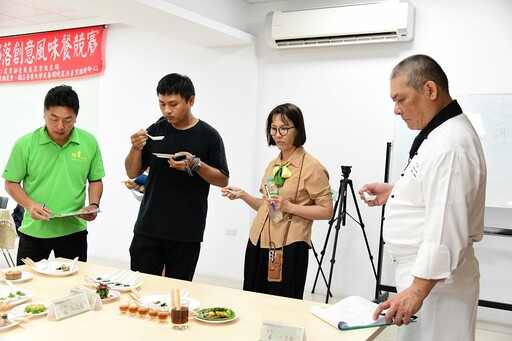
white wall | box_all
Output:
[1,0,511,325]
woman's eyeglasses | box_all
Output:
[270,126,295,136]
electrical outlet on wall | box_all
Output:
[225,228,237,236]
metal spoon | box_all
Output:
[146,134,164,141]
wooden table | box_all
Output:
[1,260,384,340]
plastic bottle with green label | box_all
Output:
[266,178,283,222]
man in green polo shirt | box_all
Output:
[2,85,105,265]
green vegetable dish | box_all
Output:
[196,307,236,321]
[24,304,48,314]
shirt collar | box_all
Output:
[408,100,462,160]
[274,146,306,168]
[40,126,79,146]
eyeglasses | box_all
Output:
[270,126,295,136]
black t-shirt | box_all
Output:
[133,119,229,242]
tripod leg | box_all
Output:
[311,180,343,296]
[310,242,332,297]
[324,178,348,304]
[348,180,378,281]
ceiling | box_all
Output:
[0,0,262,47]
[0,0,94,29]
[0,0,280,30]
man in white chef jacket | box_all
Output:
[359,54,487,341]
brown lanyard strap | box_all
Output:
[268,153,305,248]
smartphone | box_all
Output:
[172,154,187,161]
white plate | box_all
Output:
[101,290,121,303]
[107,282,140,292]
[32,261,79,277]
[152,153,175,159]
[0,318,20,332]
[12,301,50,317]
[140,295,200,311]
[0,290,33,307]
[194,308,238,324]
[0,271,33,283]
[92,273,141,292]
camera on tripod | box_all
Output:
[341,165,352,178]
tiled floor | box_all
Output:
[195,274,512,341]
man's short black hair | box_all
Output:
[156,73,195,101]
[44,85,80,115]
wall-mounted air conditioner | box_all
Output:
[265,1,415,49]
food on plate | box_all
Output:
[56,264,70,271]
[4,271,22,280]
[0,313,12,327]
[15,291,25,297]
[96,283,110,299]
[0,314,9,327]
[198,307,234,320]
[24,304,48,314]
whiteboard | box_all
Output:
[390,94,512,229]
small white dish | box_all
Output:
[0,290,33,307]
[0,317,20,332]
[194,307,238,324]
[101,289,121,303]
[152,153,175,159]
[0,271,33,284]
[32,260,79,277]
[12,301,50,318]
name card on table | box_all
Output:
[48,293,91,320]
[69,288,103,311]
[259,319,306,341]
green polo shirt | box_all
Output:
[2,126,105,238]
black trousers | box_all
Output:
[129,234,200,281]
[243,239,309,299]
[16,230,88,266]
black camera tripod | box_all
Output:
[311,166,378,303]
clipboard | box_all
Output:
[50,208,101,218]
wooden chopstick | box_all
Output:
[130,287,141,299]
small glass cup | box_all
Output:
[128,301,139,317]
[171,299,189,330]
[137,304,149,319]
[157,305,169,323]
[148,303,159,321]
[118,301,129,315]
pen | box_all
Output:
[380,313,418,320]
[264,184,276,211]
[42,203,46,209]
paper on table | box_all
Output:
[50,208,101,218]
[311,296,389,330]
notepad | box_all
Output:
[311,295,415,330]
